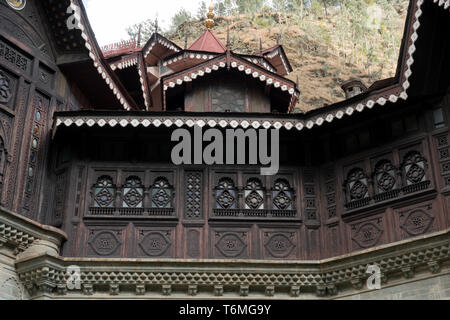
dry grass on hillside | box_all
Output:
[170,9,408,113]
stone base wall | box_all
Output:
[1,206,450,300]
[338,272,450,300]
[0,247,28,300]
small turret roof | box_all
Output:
[188,29,227,54]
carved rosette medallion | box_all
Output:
[352,221,383,249]
[264,233,295,258]
[139,231,171,257]
[400,209,434,236]
[215,232,247,257]
[88,231,122,256]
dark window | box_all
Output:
[433,108,445,129]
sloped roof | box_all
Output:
[188,30,227,53]
[54,0,450,133]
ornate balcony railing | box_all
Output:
[213,209,297,219]
[87,207,175,218]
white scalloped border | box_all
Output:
[433,0,450,10]
[143,36,180,59]
[163,57,299,98]
[110,56,138,71]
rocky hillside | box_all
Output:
[168,6,408,113]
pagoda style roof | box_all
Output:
[42,0,450,130]
[161,52,300,112]
[188,29,227,53]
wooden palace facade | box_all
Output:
[0,0,449,299]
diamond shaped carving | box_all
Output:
[377,173,395,192]
[95,188,113,207]
[350,181,368,200]
[152,189,170,208]
[406,164,425,184]
[123,188,143,207]
[273,191,291,210]
[217,190,235,209]
[245,191,263,209]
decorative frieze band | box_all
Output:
[15,228,450,298]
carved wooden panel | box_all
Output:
[22,91,50,218]
[212,229,250,259]
[261,229,298,259]
[0,38,31,75]
[4,81,29,209]
[184,171,203,219]
[86,227,125,258]
[0,67,17,109]
[303,168,317,221]
[136,227,174,258]
[435,132,450,189]
[38,63,54,89]
[185,229,202,259]
[323,166,337,220]
[350,216,384,250]
[52,169,68,227]
[397,203,435,239]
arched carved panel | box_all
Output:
[272,178,293,210]
[401,151,430,194]
[373,160,400,202]
[151,177,172,209]
[122,176,144,208]
[345,168,370,209]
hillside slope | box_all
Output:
[168,7,408,112]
